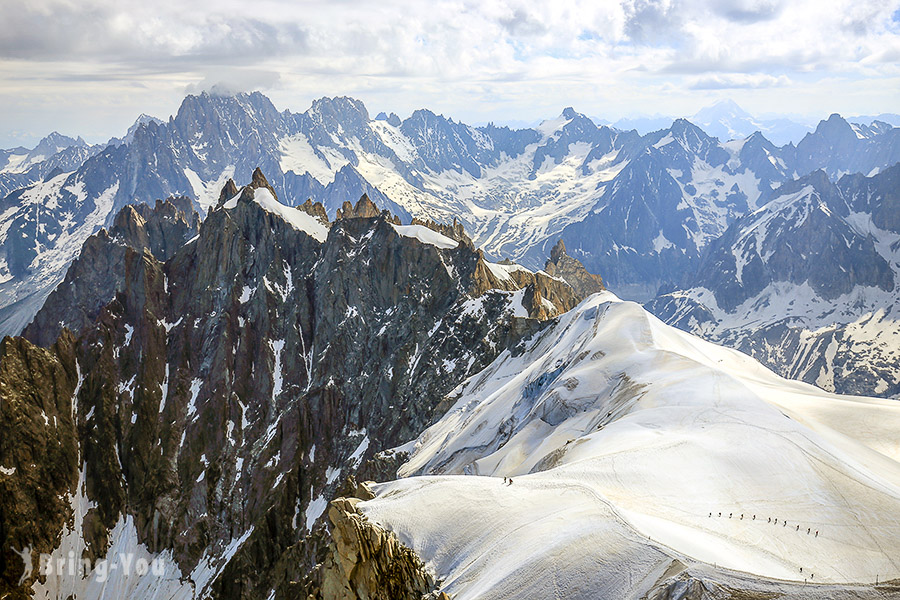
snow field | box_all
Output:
[362,292,900,597]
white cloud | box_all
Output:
[0,0,897,146]
[689,73,792,89]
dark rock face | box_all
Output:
[554,149,699,297]
[0,171,599,599]
[736,131,795,193]
[530,113,898,299]
[374,112,402,127]
[0,332,80,593]
[399,109,496,178]
[653,119,730,171]
[530,108,618,179]
[795,114,900,178]
[22,197,199,347]
[691,170,893,313]
[840,162,900,234]
[531,117,793,298]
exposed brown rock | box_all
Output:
[0,331,79,595]
[469,250,580,320]
[314,496,445,600]
[2,169,604,600]
[410,217,474,248]
[299,199,330,225]
[236,167,279,205]
[544,239,605,299]
[217,178,239,207]
[251,166,274,193]
[111,197,200,260]
[336,194,382,220]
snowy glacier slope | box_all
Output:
[361,292,900,598]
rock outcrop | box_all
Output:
[410,217,473,248]
[543,239,605,299]
[299,199,329,224]
[313,494,448,600]
[336,194,391,221]
[0,332,80,593]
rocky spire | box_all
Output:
[550,238,567,262]
[235,166,279,204]
[299,199,330,225]
[336,194,383,220]
[216,178,239,207]
[544,238,605,299]
[251,166,271,189]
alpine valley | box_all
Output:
[1,91,899,600]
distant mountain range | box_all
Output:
[612,100,900,146]
[0,91,897,399]
[609,99,817,145]
[0,132,99,198]
[648,164,900,398]
[687,99,816,146]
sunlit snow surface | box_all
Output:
[390,224,459,249]
[362,292,900,598]
[223,186,328,242]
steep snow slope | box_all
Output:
[361,293,900,598]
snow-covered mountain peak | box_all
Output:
[765,169,842,213]
[33,131,87,154]
[649,165,900,397]
[305,96,371,136]
[116,114,164,145]
[668,118,720,154]
[536,111,575,137]
[692,98,753,122]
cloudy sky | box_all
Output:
[0,0,898,147]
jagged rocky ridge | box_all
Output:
[23,196,199,347]
[0,168,601,599]
[2,91,897,337]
